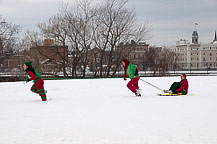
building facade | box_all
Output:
[117,40,149,67]
[30,39,68,73]
[170,31,217,70]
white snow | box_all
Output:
[0,76,217,144]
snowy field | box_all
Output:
[0,76,217,144]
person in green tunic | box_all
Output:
[122,58,141,96]
[23,61,47,101]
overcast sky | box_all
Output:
[0,0,217,46]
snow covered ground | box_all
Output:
[0,76,217,144]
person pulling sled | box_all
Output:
[122,58,141,96]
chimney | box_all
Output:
[44,39,54,46]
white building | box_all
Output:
[170,31,217,70]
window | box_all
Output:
[94,53,99,59]
[210,53,212,56]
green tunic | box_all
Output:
[126,63,139,79]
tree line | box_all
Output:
[0,0,175,78]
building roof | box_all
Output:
[192,31,198,37]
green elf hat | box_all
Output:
[24,61,32,67]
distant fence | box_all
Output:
[1,70,217,82]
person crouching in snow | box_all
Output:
[122,58,141,96]
[23,61,47,101]
[165,74,189,95]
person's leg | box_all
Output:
[132,78,139,89]
[35,79,47,101]
[127,77,140,94]
[169,82,181,93]
[30,84,38,94]
[133,77,141,96]
[178,90,187,95]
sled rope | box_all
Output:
[140,79,164,92]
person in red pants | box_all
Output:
[23,61,47,101]
[122,58,141,96]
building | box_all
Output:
[30,39,68,73]
[86,40,149,72]
[2,54,30,72]
[117,40,149,68]
[170,30,217,70]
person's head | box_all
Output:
[181,73,186,80]
[122,58,129,67]
[23,61,32,71]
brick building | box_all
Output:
[117,40,149,68]
[30,39,68,73]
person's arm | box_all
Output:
[176,80,187,92]
[123,66,128,80]
[28,71,37,81]
[133,67,139,78]
[135,68,138,76]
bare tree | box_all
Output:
[22,0,150,78]
[38,14,68,77]
[0,16,21,54]
[93,0,150,77]
[0,16,21,73]
[144,46,174,76]
[61,1,98,77]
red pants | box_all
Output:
[127,77,140,94]
[31,79,47,101]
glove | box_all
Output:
[25,79,30,82]
[124,77,127,81]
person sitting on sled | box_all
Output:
[23,61,47,101]
[122,58,141,96]
[164,73,189,95]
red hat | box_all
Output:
[122,58,130,79]
[123,58,129,63]
[122,58,130,72]
[181,73,186,78]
